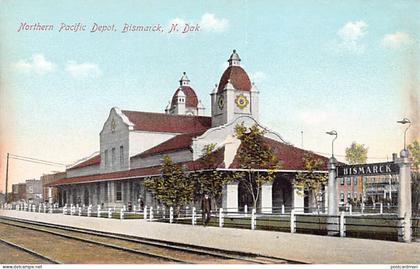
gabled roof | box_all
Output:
[121,110,211,133]
[67,154,101,170]
[132,131,206,158]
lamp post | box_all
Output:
[397,118,411,151]
[326,130,338,157]
[326,130,338,230]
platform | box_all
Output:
[1,210,419,264]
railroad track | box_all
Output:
[0,216,297,264]
[0,238,60,264]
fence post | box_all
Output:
[149,207,154,221]
[281,204,285,215]
[49,205,52,214]
[70,205,74,216]
[108,208,112,218]
[290,209,296,233]
[162,207,166,219]
[87,206,91,217]
[63,205,67,215]
[192,207,196,226]
[380,202,383,214]
[373,202,376,209]
[78,207,82,216]
[349,204,352,215]
[340,211,346,237]
[361,203,365,214]
[97,205,101,218]
[244,205,248,217]
[219,208,224,228]
[169,207,173,223]
[251,208,256,230]
[120,208,124,220]
[144,205,148,220]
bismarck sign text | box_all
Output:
[337,162,399,177]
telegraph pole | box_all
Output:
[5,153,9,203]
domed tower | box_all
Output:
[166,72,205,116]
[211,50,259,127]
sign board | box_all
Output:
[336,162,399,177]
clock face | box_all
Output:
[217,95,224,110]
[235,94,249,109]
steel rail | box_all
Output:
[0,216,300,264]
[0,221,187,263]
[0,238,61,264]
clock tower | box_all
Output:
[211,50,259,127]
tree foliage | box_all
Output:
[294,152,327,212]
[408,140,420,172]
[144,156,195,210]
[194,143,233,205]
[408,140,420,215]
[345,142,368,164]
[234,123,281,209]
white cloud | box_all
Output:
[333,21,368,54]
[66,61,102,79]
[13,54,56,74]
[199,13,229,32]
[250,71,267,83]
[169,17,186,28]
[382,32,413,48]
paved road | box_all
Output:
[1,210,419,264]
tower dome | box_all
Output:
[171,72,199,108]
[217,50,252,93]
[168,72,205,116]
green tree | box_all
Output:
[294,152,328,213]
[194,144,232,208]
[408,140,420,216]
[345,142,368,164]
[144,156,195,215]
[234,123,281,209]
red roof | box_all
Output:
[171,86,199,108]
[228,137,329,170]
[49,161,201,187]
[132,131,206,158]
[68,154,101,170]
[218,66,252,93]
[121,110,211,133]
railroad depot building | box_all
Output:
[49,50,329,211]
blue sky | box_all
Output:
[0,0,419,191]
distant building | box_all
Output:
[25,179,43,204]
[41,172,66,204]
[12,183,26,202]
[363,175,398,205]
[337,176,363,206]
[0,193,5,204]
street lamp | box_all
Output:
[326,130,338,157]
[397,118,411,151]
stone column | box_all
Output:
[327,157,338,215]
[327,157,338,236]
[260,182,273,213]
[396,150,412,243]
[222,181,238,213]
[292,187,304,213]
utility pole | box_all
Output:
[5,153,9,203]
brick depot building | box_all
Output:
[49,50,329,211]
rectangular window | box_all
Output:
[116,182,122,201]
[104,150,108,167]
[340,178,344,185]
[353,177,358,185]
[346,177,351,185]
[340,192,345,203]
[347,192,351,203]
[120,145,124,166]
[111,148,116,166]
